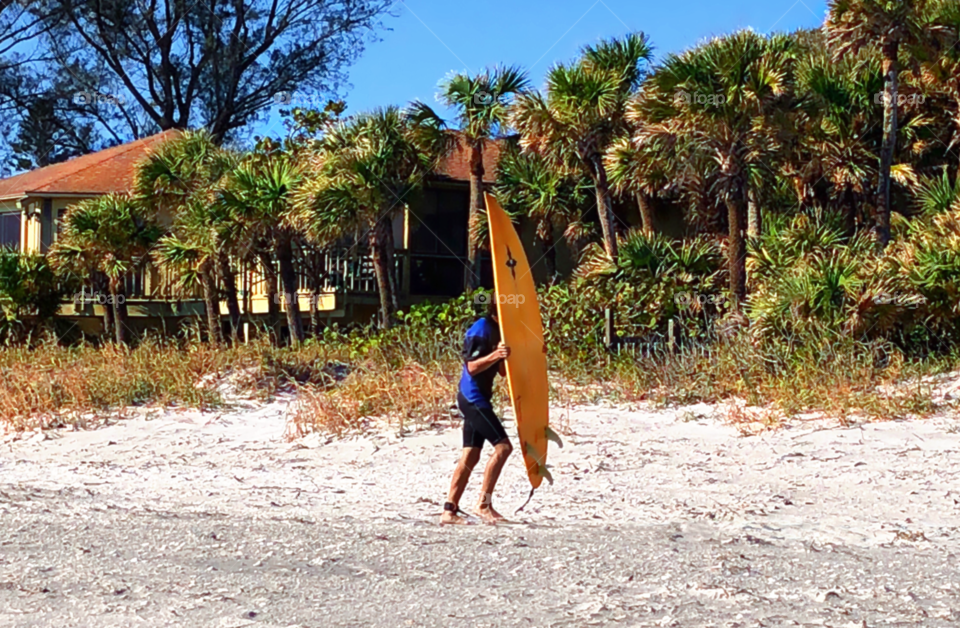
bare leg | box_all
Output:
[475,440,513,523]
[440,447,481,525]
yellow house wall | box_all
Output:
[18,199,40,253]
[32,196,174,252]
[6,193,340,317]
[13,195,96,253]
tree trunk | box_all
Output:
[842,185,857,240]
[275,237,304,345]
[219,251,241,345]
[726,183,748,310]
[635,192,656,235]
[116,280,129,341]
[465,142,485,292]
[747,187,761,238]
[383,216,400,315]
[955,108,960,185]
[539,230,557,280]
[877,40,899,248]
[258,250,281,343]
[591,158,619,260]
[200,260,222,345]
[95,274,114,340]
[309,289,321,337]
[304,250,322,337]
[109,276,127,345]
[369,214,396,329]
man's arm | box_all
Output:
[466,342,510,376]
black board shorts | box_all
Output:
[457,392,509,449]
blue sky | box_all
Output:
[259,0,829,137]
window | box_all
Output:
[0,212,20,250]
[407,187,469,256]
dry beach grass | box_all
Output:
[0,326,955,435]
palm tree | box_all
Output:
[436,66,529,290]
[511,33,653,260]
[793,34,882,237]
[135,130,242,343]
[296,106,452,329]
[153,200,226,345]
[914,170,960,215]
[630,30,795,308]
[494,146,593,277]
[51,195,162,344]
[576,229,725,337]
[605,136,675,235]
[918,5,960,181]
[826,0,944,246]
[220,153,306,344]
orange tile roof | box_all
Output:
[0,128,505,201]
[0,129,182,200]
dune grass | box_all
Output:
[0,336,340,431]
[0,320,953,435]
[550,334,945,427]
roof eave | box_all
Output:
[0,191,108,202]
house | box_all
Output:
[0,130,180,254]
[0,129,510,337]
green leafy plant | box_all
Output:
[0,250,67,342]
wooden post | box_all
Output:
[668,319,676,354]
[604,307,615,350]
[402,208,412,300]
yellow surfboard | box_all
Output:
[485,193,552,490]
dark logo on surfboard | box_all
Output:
[505,247,518,279]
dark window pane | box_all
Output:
[41,199,52,253]
[0,213,20,250]
[407,187,469,256]
[410,255,464,296]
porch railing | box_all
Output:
[110,248,460,303]
[124,264,203,300]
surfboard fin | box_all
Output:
[544,425,563,448]
[524,442,553,485]
[538,464,554,485]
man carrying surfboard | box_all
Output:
[441,302,513,525]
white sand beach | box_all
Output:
[2,395,960,626]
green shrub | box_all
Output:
[0,250,69,342]
[576,230,727,339]
[746,210,960,352]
